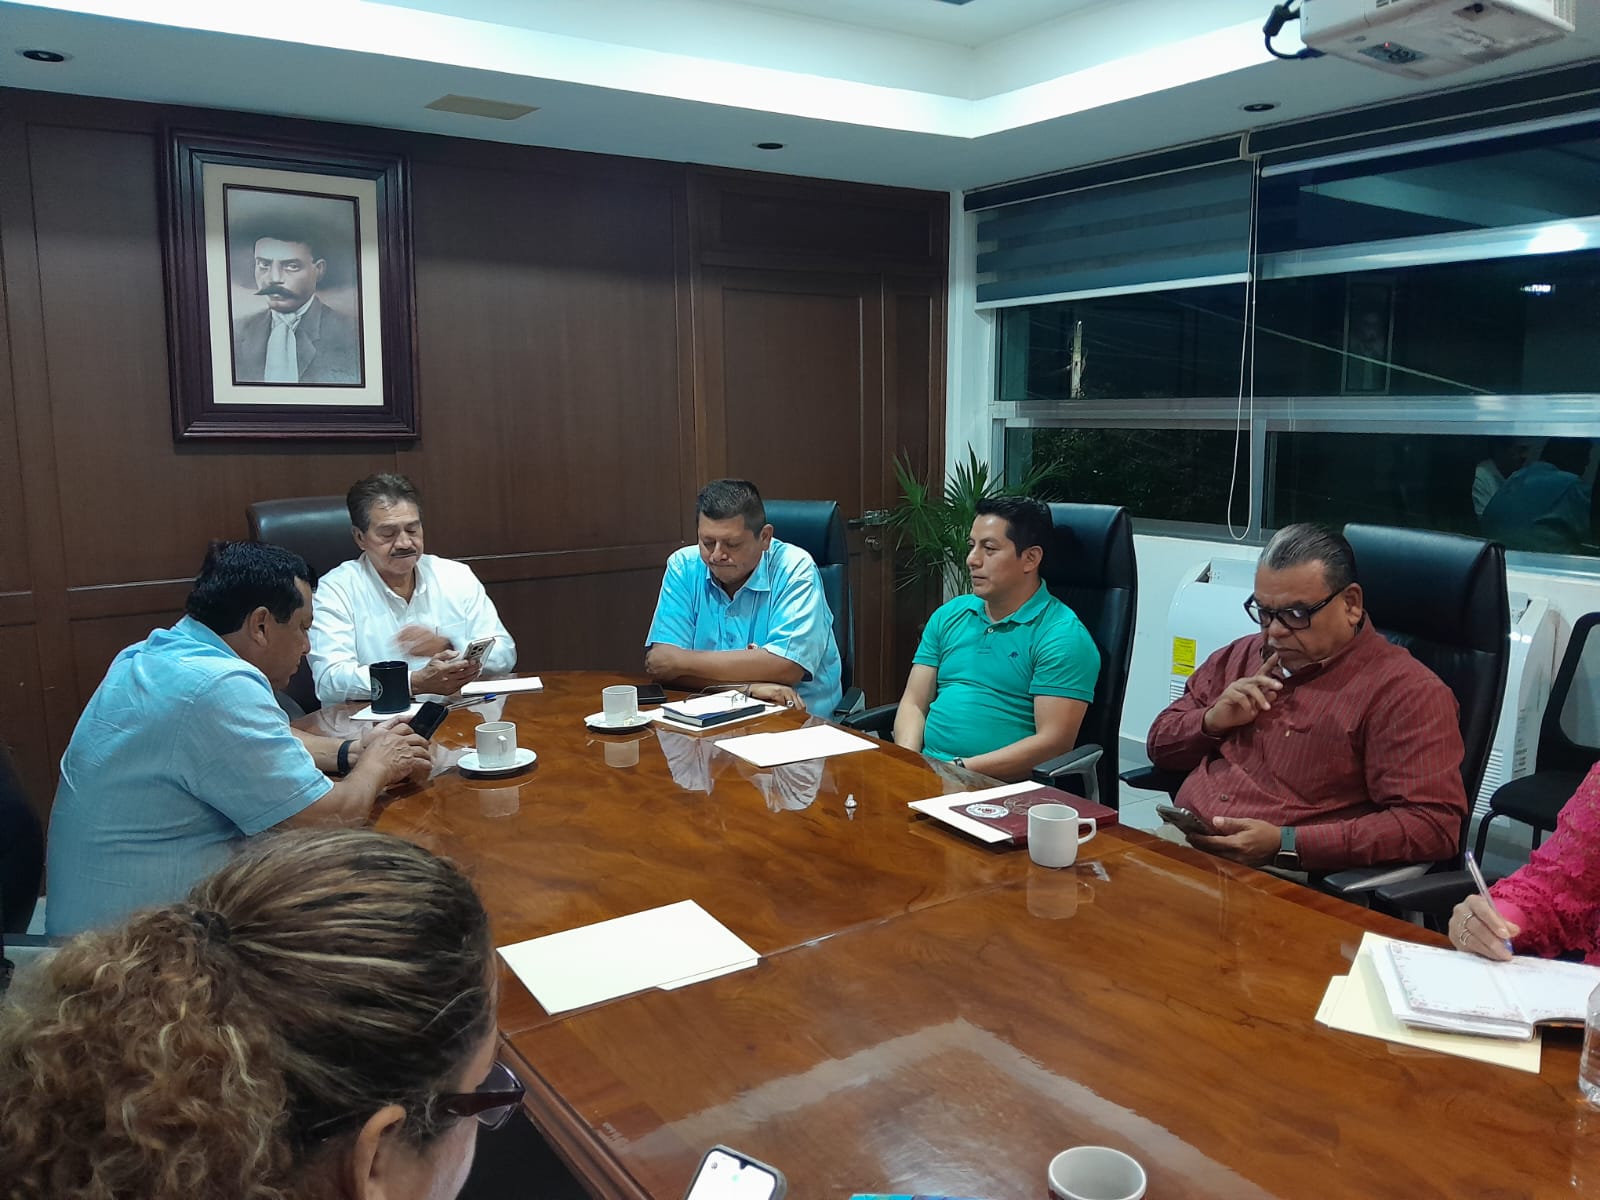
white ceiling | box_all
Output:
[3,0,1598,193]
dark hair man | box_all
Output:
[891,496,1100,782]
[644,479,842,714]
[1480,438,1594,554]
[1147,523,1467,873]
[46,541,431,936]
[309,474,517,703]
[231,232,360,385]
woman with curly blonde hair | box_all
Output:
[0,828,520,1200]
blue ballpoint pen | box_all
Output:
[1463,849,1514,955]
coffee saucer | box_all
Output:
[458,748,537,777]
[584,711,653,732]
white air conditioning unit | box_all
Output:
[1474,592,1558,813]
[1301,0,1576,78]
[1165,557,1259,702]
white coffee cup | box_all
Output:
[1048,1146,1147,1200]
[602,685,639,726]
[1028,803,1097,869]
[474,721,517,769]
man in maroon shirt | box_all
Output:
[1147,524,1467,873]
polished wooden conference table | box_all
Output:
[306,673,1598,1199]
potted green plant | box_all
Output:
[887,447,1060,598]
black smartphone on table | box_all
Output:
[635,682,668,706]
[408,700,450,740]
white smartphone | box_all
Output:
[462,635,496,665]
[1156,803,1214,837]
[683,1145,786,1200]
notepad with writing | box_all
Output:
[908,781,1118,845]
[1377,937,1600,1040]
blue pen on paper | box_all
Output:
[1464,849,1514,955]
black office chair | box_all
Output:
[1474,611,1600,859]
[247,495,360,715]
[1,743,46,993]
[764,499,864,719]
[844,503,1137,807]
[1127,525,1509,901]
[1378,611,1600,923]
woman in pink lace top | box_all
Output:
[1452,761,1600,963]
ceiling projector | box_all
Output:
[1300,0,1576,77]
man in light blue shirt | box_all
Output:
[46,542,430,936]
[645,479,843,715]
[1481,437,1593,554]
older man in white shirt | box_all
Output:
[309,474,516,703]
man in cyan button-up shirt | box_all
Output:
[645,479,842,715]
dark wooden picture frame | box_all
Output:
[163,130,418,440]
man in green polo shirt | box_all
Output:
[892,496,1100,782]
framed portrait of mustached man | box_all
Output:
[163,130,418,440]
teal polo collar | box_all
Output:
[956,582,1052,628]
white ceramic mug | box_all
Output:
[1028,803,1097,869]
[602,685,639,726]
[1048,1146,1147,1200]
[474,720,517,769]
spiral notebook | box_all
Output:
[1377,937,1600,1040]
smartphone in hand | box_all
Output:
[463,636,496,666]
[1156,803,1214,837]
[683,1146,786,1200]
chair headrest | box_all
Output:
[763,500,848,567]
[1343,524,1506,654]
[247,496,359,582]
[1042,504,1136,592]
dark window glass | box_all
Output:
[1269,432,1599,557]
[1007,427,1249,525]
[1255,252,1600,397]
[1259,123,1600,255]
[996,285,1245,403]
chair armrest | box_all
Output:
[1319,862,1431,899]
[831,687,866,723]
[1120,764,1186,798]
[1369,870,1477,917]
[841,702,897,737]
[1032,744,1104,807]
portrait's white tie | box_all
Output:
[264,308,305,383]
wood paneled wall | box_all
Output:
[0,90,948,823]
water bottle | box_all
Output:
[1580,982,1600,1107]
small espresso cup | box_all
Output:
[369,660,411,715]
[1048,1146,1147,1200]
[1028,803,1097,869]
[474,721,517,770]
[602,685,639,727]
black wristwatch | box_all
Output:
[953,756,967,769]
[1273,825,1301,871]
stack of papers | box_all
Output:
[652,702,783,733]
[660,692,771,727]
[716,725,877,767]
[1315,932,1542,1072]
[1375,937,1600,1039]
[498,900,759,1015]
[461,676,543,696]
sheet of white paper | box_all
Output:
[716,725,877,768]
[659,958,760,990]
[662,692,769,719]
[906,782,1043,844]
[461,676,543,696]
[497,900,760,1015]
[350,701,424,721]
[650,704,783,734]
[1315,935,1542,1073]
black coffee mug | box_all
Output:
[370,660,411,714]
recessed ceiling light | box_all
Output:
[18,48,69,63]
[1241,101,1279,113]
[754,142,785,151]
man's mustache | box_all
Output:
[256,284,296,298]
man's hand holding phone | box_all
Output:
[1201,651,1284,737]
[354,717,432,786]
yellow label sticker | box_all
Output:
[1172,636,1197,677]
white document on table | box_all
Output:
[1315,933,1541,1073]
[497,899,759,1015]
[349,700,424,721]
[907,781,1042,844]
[650,704,783,734]
[716,724,877,768]
[461,676,543,696]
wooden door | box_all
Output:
[697,266,918,705]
